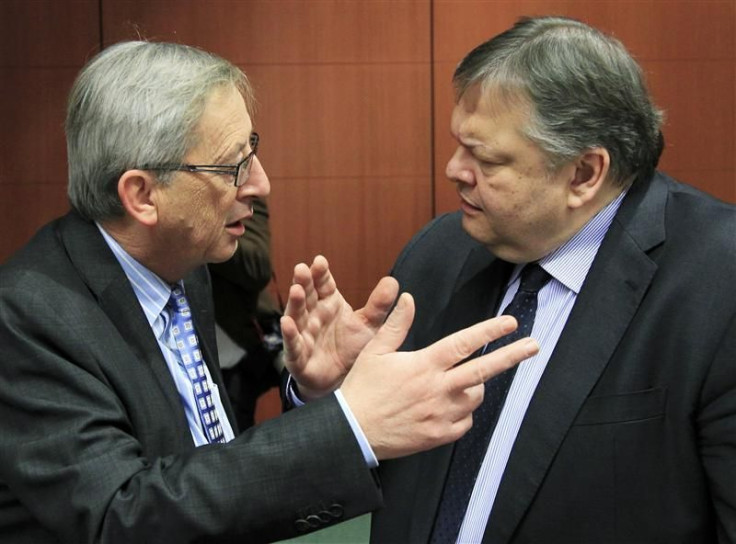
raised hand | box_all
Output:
[340,292,539,460]
[281,255,398,400]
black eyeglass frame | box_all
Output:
[139,132,259,187]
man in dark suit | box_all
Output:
[367,16,735,543]
[0,41,539,543]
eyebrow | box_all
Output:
[456,136,513,166]
[214,139,249,165]
[455,133,500,159]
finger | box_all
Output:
[291,262,311,285]
[292,262,318,311]
[447,337,539,391]
[280,315,307,373]
[421,315,519,370]
[310,255,337,299]
[355,276,400,329]
[284,283,308,332]
[444,382,485,425]
[361,292,416,356]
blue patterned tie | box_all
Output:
[430,263,551,542]
[167,287,225,444]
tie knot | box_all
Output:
[517,263,551,294]
[168,287,191,315]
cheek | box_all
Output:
[199,189,233,223]
[203,193,239,241]
[177,198,221,247]
[478,181,522,219]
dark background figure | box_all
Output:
[209,197,283,431]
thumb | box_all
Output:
[356,276,400,329]
[361,292,415,356]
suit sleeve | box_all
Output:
[698,310,736,542]
[0,276,381,543]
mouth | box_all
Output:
[458,193,482,213]
[225,219,246,237]
[224,201,254,236]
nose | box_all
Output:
[239,155,270,199]
[445,147,475,186]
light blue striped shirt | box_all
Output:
[457,191,626,543]
[97,225,235,446]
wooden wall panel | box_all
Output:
[0,0,100,66]
[245,62,432,301]
[647,59,734,200]
[103,0,429,63]
[0,0,100,262]
[432,0,736,213]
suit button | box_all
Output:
[328,503,344,519]
[294,519,311,533]
[306,514,323,528]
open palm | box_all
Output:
[281,256,398,400]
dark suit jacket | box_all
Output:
[0,211,381,543]
[371,172,736,543]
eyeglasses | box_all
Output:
[140,132,259,187]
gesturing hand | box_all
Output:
[280,255,398,400]
[340,292,539,460]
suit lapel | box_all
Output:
[405,247,514,542]
[58,213,193,443]
[483,176,668,543]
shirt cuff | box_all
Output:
[285,375,378,468]
[285,374,306,407]
[335,388,379,469]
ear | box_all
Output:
[117,170,160,227]
[567,147,611,209]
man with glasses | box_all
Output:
[0,41,538,543]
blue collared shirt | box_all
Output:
[457,191,627,542]
[97,225,235,446]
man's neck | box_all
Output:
[98,219,186,284]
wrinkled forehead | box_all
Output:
[452,82,533,133]
[187,84,253,159]
[465,80,532,114]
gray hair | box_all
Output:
[66,41,254,221]
[454,16,664,186]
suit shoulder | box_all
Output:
[662,175,735,256]
[390,213,488,349]
[0,217,102,325]
[1,219,70,289]
[392,212,479,279]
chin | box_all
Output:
[460,220,526,262]
[208,243,239,264]
[461,216,493,245]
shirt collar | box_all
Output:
[96,223,176,328]
[511,189,627,294]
